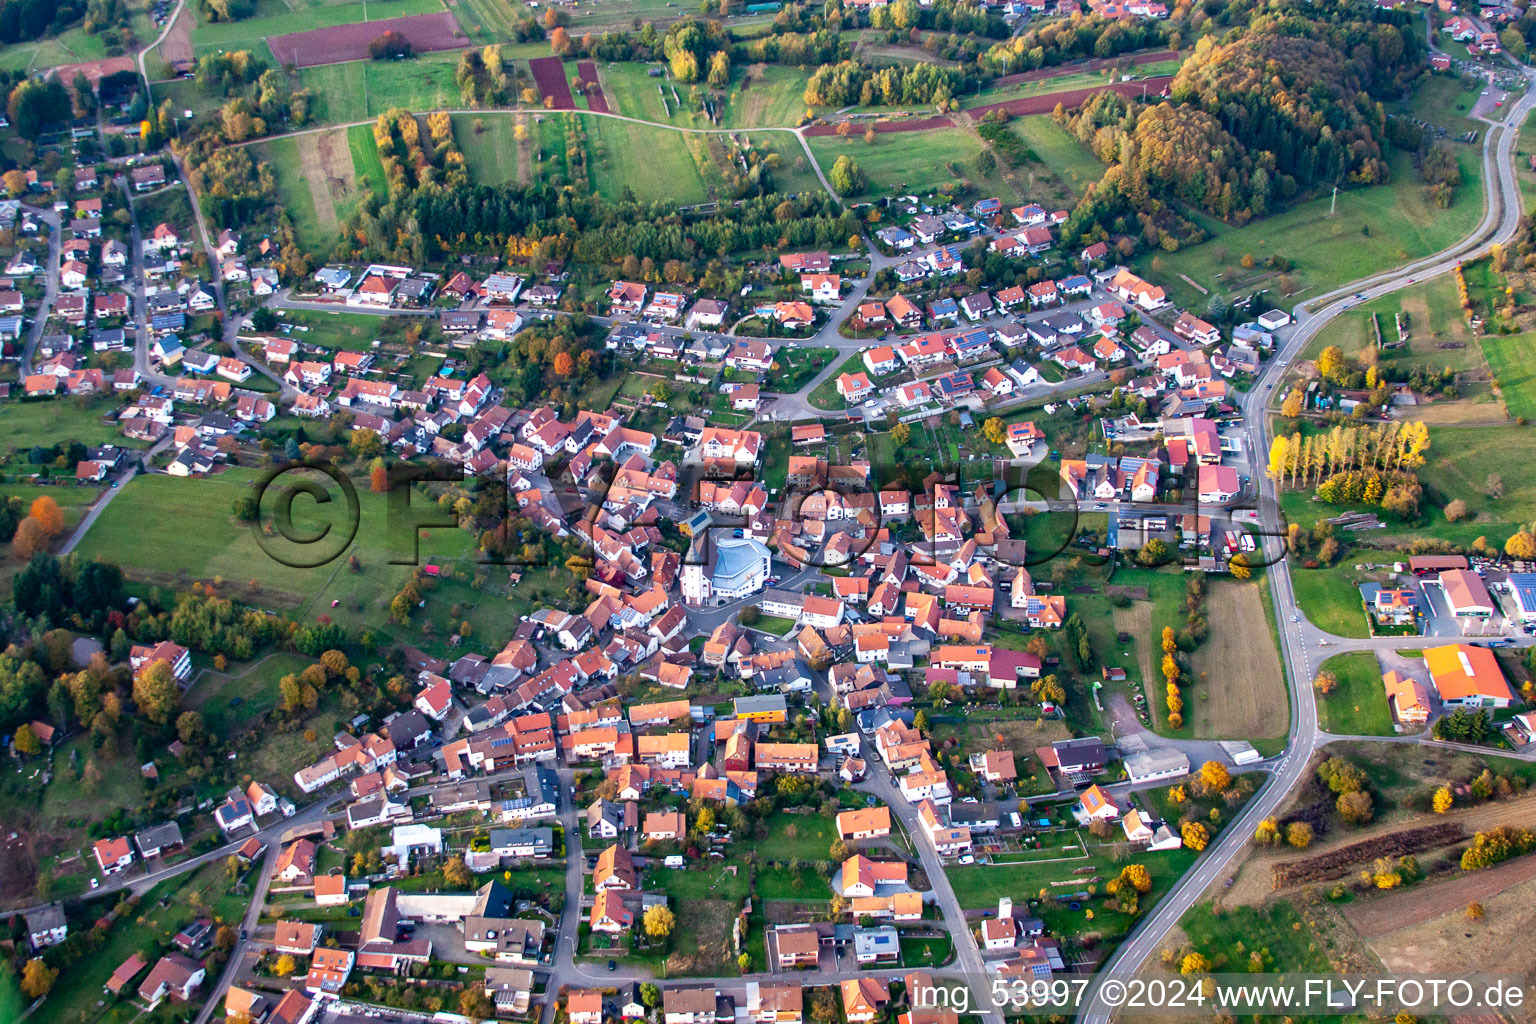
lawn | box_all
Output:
[1135,147,1486,310]
[297,50,464,125]
[754,809,841,862]
[184,651,318,735]
[189,0,446,55]
[1481,333,1536,421]
[762,346,836,392]
[349,122,388,198]
[749,614,799,636]
[455,113,524,187]
[808,127,1016,201]
[901,934,953,967]
[73,467,477,628]
[1288,560,1371,639]
[1175,900,1332,973]
[0,963,20,1024]
[0,397,132,453]
[256,135,324,251]
[1008,116,1106,204]
[582,114,709,204]
[756,864,831,900]
[1315,651,1395,737]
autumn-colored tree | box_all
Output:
[1198,760,1230,792]
[132,660,181,724]
[273,954,297,977]
[1285,821,1313,848]
[370,464,389,493]
[443,858,474,889]
[891,422,911,447]
[553,351,575,377]
[1181,821,1209,851]
[1433,786,1454,813]
[1253,817,1279,845]
[1119,863,1152,893]
[176,711,206,746]
[12,723,39,756]
[1466,901,1484,920]
[1313,670,1338,695]
[12,517,47,558]
[1180,951,1210,974]
[1229,553,1251,579]
[1316,345,1347,383]
[1505,531,1536,560]
[1161,626,1176,654]
[29,496,64,536]
[644,904,676,938]
[983,417,1006,445]
[1337,789,1374,825]
[19,957,57,998]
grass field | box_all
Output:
[448,0,522,46]
[1303,274,1490,374]
[188,0,447,56]
[746,132,826,197]
[264,307,385,350]
[1517,108,1536,214]
[455,113,524,185]
[1185,580,1288,742]
[1008,116,1106,206]
[1176,900,1332,973]
[0,398,131,453]
[584,114,708,204]
[1315,651,1395,736]
[1413,424,1536,539]
[1136,147,1486,310]
[73,467,477,628]
[1481,333,1536,420]
[1288,560,1371,638]
[257,135,323,251]
[185,651,318,735]
[946,846,1200,945]
[754,810,840,862]
[809,128,1016,200]
[348,122,388,198]
[297,49,463,125]
[597,61,811,129]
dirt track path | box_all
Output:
[1344,854,1536,937]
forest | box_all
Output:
[1056,11,1424,252]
